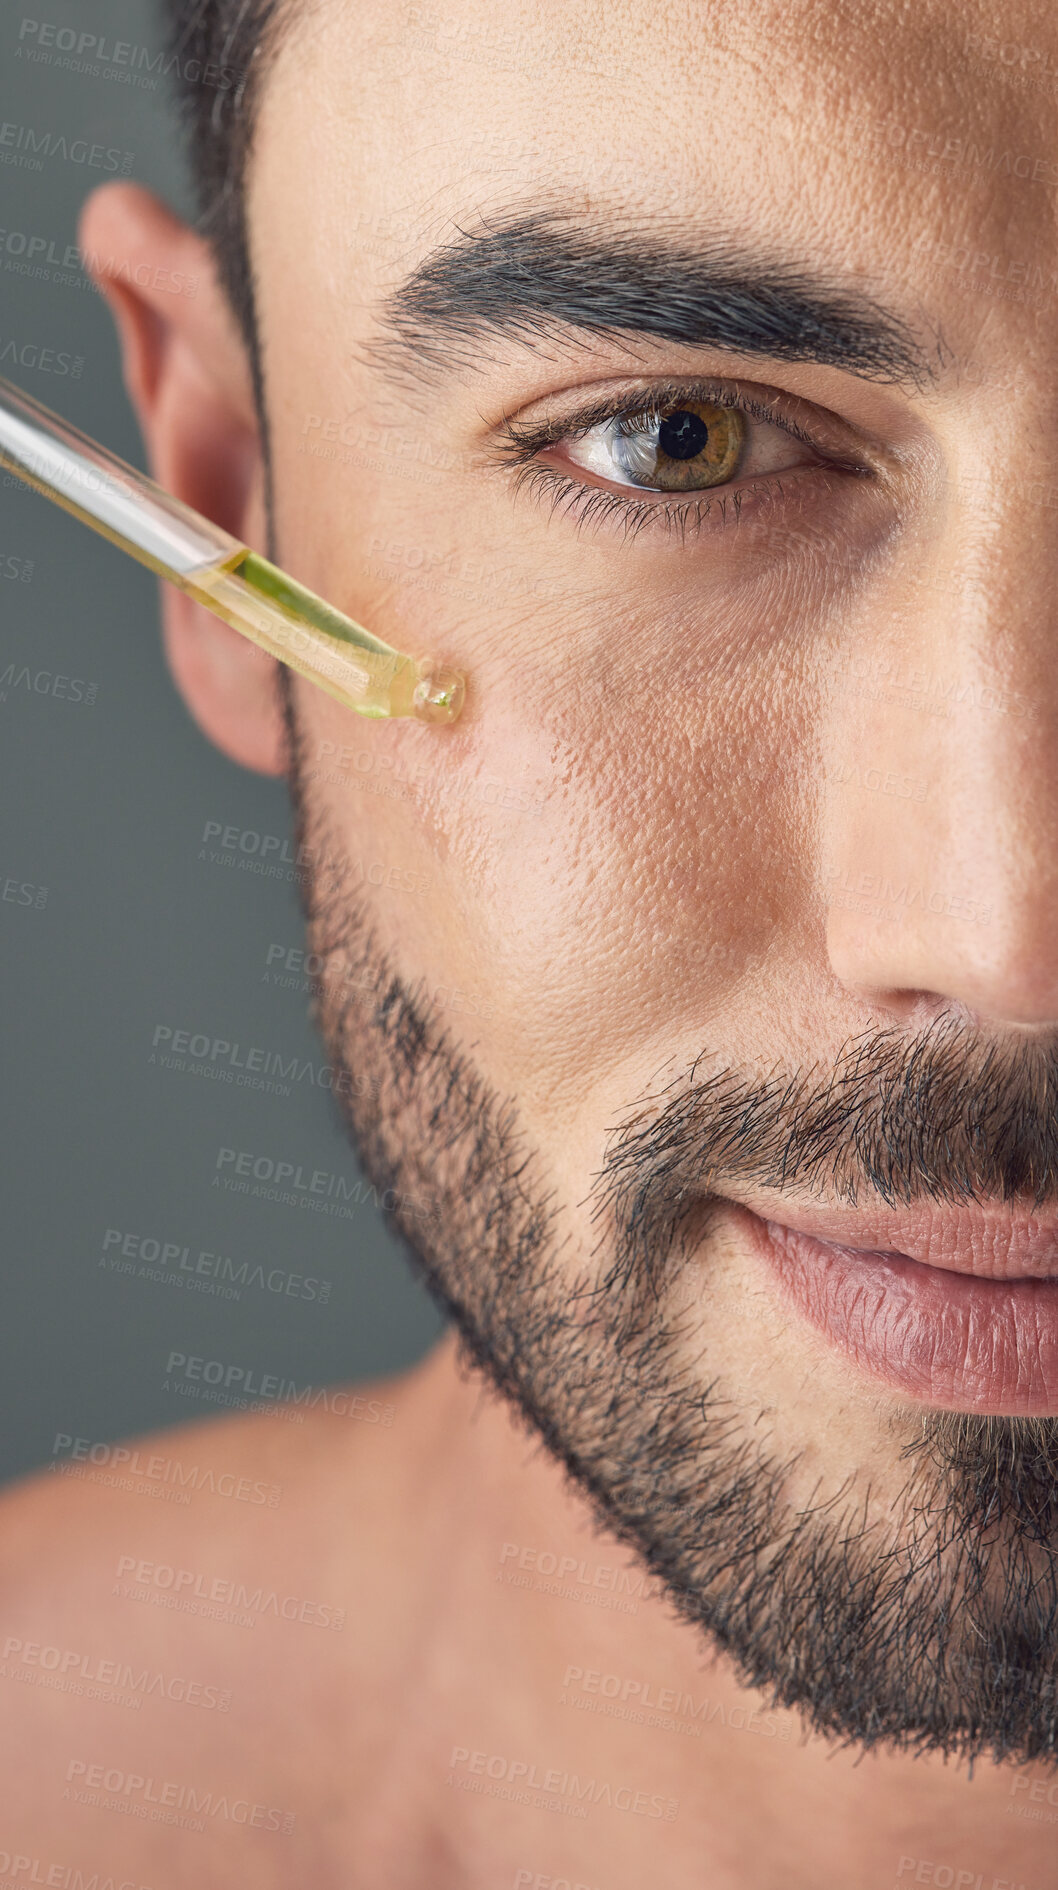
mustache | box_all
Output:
[593,1013,1058,1284]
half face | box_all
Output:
[248,0,1058,1760]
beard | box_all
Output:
[279,680,1058,1769]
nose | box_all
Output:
[822,459,1058,1029]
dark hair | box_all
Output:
[160,0,289,355]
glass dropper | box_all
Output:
[0,373,465,724]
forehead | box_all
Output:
[254,0,1058,360]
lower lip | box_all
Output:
[741,1211,1058,1414]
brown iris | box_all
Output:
[620,400,746,492]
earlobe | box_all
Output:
[78,181,288,777]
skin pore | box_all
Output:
[4,0,1058,1883]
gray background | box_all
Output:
[0,0,443,1487]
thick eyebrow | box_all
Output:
[373,211,932,390]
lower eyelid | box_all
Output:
[514,457,851,543]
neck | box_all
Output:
[366,1334,1048,1889]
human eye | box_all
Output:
[494,376,876,542]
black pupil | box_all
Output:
[657,409,709,461]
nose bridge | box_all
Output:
[822,446,1058,1027]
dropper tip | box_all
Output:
[412,665,465,726]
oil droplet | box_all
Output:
[413,665,465,725]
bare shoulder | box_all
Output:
[0,1363,416,1597]
[0,1351,447,1876]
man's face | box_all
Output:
[249,0,1058,1760]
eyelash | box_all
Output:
[495,377,872,543]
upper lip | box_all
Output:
[725,1193,1058,1281]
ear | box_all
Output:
[79,181,286,776]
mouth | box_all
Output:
[728,1199,1058,1415]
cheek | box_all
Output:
[301,644,809,1141]
[268,386,814,1129]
